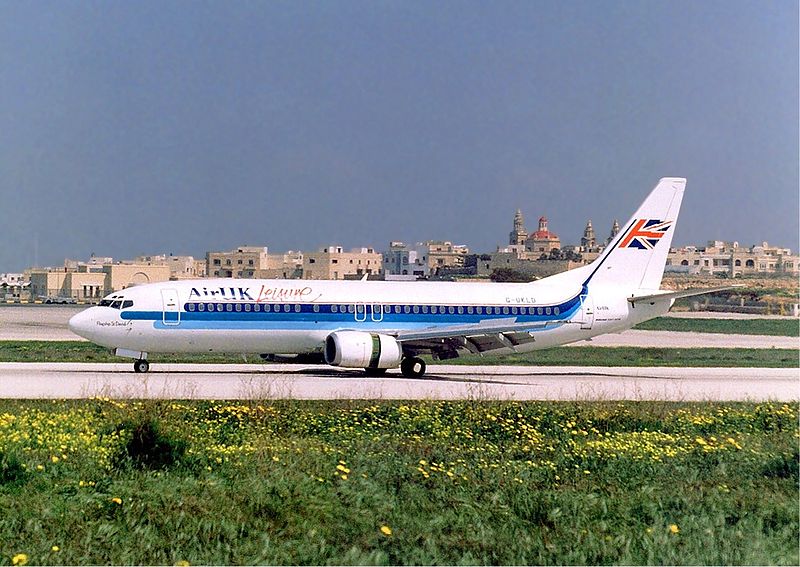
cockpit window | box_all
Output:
[122,300,133,309]
[99,299,113,307]
[110,300,123,309]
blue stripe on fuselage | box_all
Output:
[121,295,583,331]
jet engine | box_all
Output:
[324,331,402,369]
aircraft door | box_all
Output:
[354,303,367,322]
[579,294,594,330]
[370,303,383,322]
[161,289,181,326]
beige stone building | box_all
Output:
[303,246,382,280]
[135,255,206,279]
[415,241,470,275]
[29,260,171,301]
[207,246,270,278]
[525,217,561,255]
[206,246,302,279]
[667,241,799,277]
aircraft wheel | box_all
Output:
[364,368,387,377]
[133,359,150,373]
[400,357,426,378]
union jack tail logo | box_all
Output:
[618,219,672,250]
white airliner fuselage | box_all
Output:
[69,178,723,377]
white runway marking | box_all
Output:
[0,363,796,402]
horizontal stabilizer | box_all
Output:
[627,285,745,305]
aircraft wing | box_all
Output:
[627,285,745,305]
[394,317,563,356]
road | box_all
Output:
[0,363,796,401]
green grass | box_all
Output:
[0,400,796,565]
[446,347,799,368]
[634,317,799,337]
[0,341,797,368]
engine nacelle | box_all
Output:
[324,331,402,369]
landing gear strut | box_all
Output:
[400,357,426,378]
[133,359,150,373]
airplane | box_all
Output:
[68,177,735,377]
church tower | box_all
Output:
[607,219,620,244]
[509,209,528,246]
[581,220,596,249]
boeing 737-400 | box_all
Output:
[69,177,733,377]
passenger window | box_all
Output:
[412,305,419,313]
[458,306,464,314]
[467,306,473,314]
[537,307,543,315]
[122,300,133,309]
[244,304,251,312]
[448,307,454,314]
[216,304,224,312]
[545,307,552,315]
[226,304,233,312]
[235,304,242,312]
[284,304,291,312]
[554,307,560,315]
[511,307,518,315]
[313,304,319,312]
[422,305,428,314]
[263,304,270,312]
[198,303,205,312]
[394,306,400,314]
[187,303,195,312]
[331,305,338,313]
[294,304,301,312]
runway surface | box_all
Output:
[1,305,797,348]
[1,363,796,401]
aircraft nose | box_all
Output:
[68,309,95,340]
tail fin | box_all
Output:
[582,177,686,291]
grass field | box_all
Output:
[634,317,799,337]
[0,341,797,368]
[0,400,796,565]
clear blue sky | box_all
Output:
[1,0,797,271]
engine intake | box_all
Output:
[324,331,402,369]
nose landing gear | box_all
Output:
[133,359,150,373]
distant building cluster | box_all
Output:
[5,209,797,302]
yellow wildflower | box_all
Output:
[669,524,679,534]
[175,561,190,566]
[12,554,28,566]
[380,525,392,536]
[111,497,122,505]
[51,455,60,463]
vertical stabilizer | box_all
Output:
[583,177,686,291]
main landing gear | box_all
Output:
[400,357,426,378]
[133,359,150,373]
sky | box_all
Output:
[1,0,797,272]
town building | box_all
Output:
[303,246,383,280]
[525,217,561,255]
[383,241,427,278]
[135,255,206,279]
[206,246,302,279]
[414,240,470,276]
[667,241,799,277]
[0,273,28,300]
[28,259,171,302]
